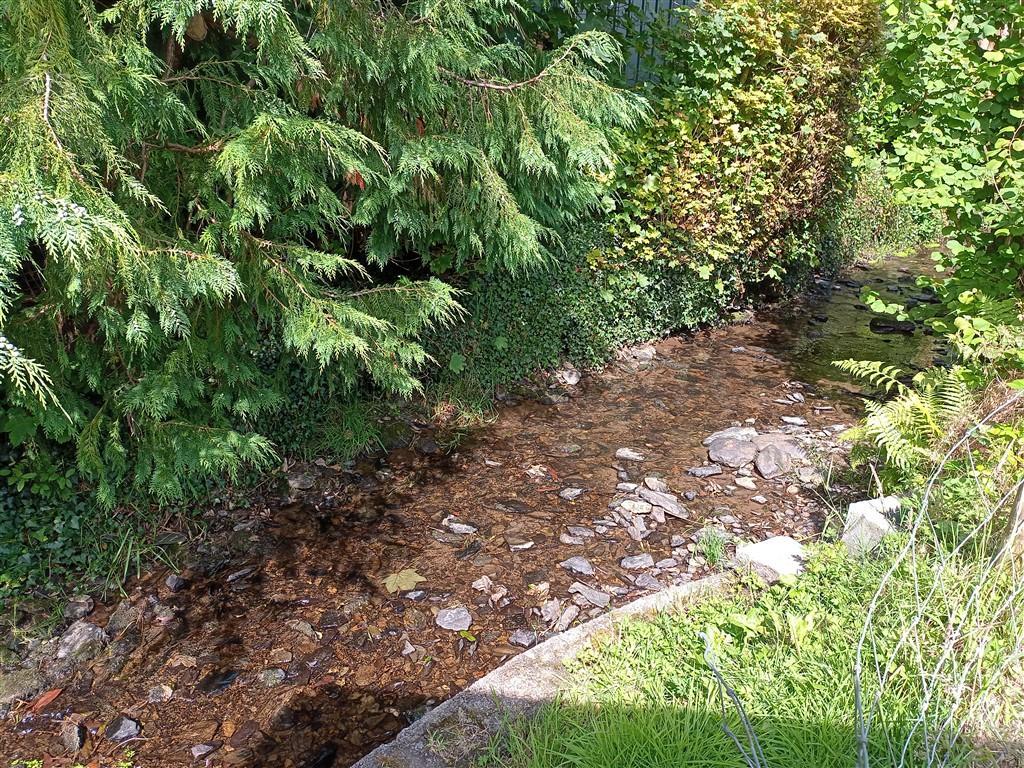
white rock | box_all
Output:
[559,556,595,576]
[842,497,899,556]
[702,426,757,446]
[735,536,806,581]
[435,606,473,632]
[615,447,646,461]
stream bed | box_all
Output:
[1,258,941,767]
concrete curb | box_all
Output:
[352,571,734,768]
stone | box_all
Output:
[752,433,806,459]
[104,715,141,742]
[567,526,595,538]
[620,499,653,517]
[554,605,580,632]
[57,621,107,662]
[688,464,723,478]
[708,438,758,468]
[0,668,44,706]
[63,596,94,621]
[443,516,477,535]
[260,668,287,688]
[643,476,669,493]
[287,472,316,492]
[620,553,655,570]
[226,566,256,583]
[615,447,646,461]
[559,487,585,501]
[60,719,86,753]
[752,495,768,505]
[842,497,900,556]
[702,426,757,446]
[568,581,611,608]
[148,684,173,703]
[165,574,188,592]
[796,466,823,485]
[559,556,595,576]
[654,558,678,569]
[191,743,220,760]
[735,536,806,580]
[106,600,140,636]
[781,415,808,426]
[735,476,758,491]
[435,606,472,632]
[509,629,538,648]
[634,574,664,591]
[559,533,584,546]
[616,482,639,492]
[755,444,793,480]
[638,488,686,518]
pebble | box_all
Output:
[567,526,595,538]
[752,495,768,504]
[643,476,669,492]
[616,482,639,492]
[620,553,655,570]
[634,574,664,591]
[560,533,585,546]
[638,488,686,518]
[620,499,652,516]
[147,684,173,703]
[559,556,595,576]
[435,606,473,632]
[569,582,611,608]
[554,605,580,632]
[735,476,757,491]
[781,415,808,426]
[509,629,538,648]
[191,743,220,760]
[57,621,107,662]
[104,715,141,742]
[165,574,188,592]
[654,558,678,569]
[63,596,94,621]
[615,447,646,461]
[260,668,287,687]
[688,464,723,478]
[443,516,478,535]
[559,487,585,500]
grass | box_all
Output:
[482,542,1022,768]
[696,527,727,567]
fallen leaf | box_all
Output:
[383,568,425,594]
[30,688,62,712]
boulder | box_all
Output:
[708,438,757,468]
[57,621,108,663]
[842,497,899,556]
[755,444,792,479]
[702,426,757,446]
[735,536,806,581]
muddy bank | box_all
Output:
[0,260,940,767]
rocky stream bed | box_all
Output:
[0,261,940,767]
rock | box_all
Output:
[63,596,94,621]
[191,743,220,760]
[505,534,535,552]
[688,464,723,478]
[148,684,173,703]
[634,574,664,591]
[60,718,86,753]
[620,499,652,516]
[654,558,678,569]
[755,444,793,480]
[260,668,287,688]
[752,495,768,504]
[165,574,188,592]
[781,415,808,426]
[509,629,538,648]
[57,621,108,662]
[843,497,900,556]
[643,476,669,493]
[869,317,916,335]
[105,715,141,742]
[616,482,639,493]
[287,472,315,492]
[559,487,585,501]
[735,476,757,491]
[615,447,646,461]
[567,526,595,538]
[702,426,757,446]
[0,668,44,706]
[559,533,585,545]
[442,516,477,535]
[638,488,686,518]
[796,466,823,485]
[569,582,611,608]
[735,536,806,581]
[559,556,595,576]
[670,534,686,547]
[226,566,256,583]
[752,433,806,459]
[557,367,582,386]
[549,443,583,457]
[285,619,318,639]
[554,605,580,632]
[620,553,655,570]
[708,438,757,468]
[106,600,140,636]
[435,606,472,632]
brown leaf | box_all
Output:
[29,687,62,713]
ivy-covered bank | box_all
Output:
[0,0,893,605]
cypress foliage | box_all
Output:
[0,0,641,504]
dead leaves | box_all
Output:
[383,568,425,594]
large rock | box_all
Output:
[57,621,108,663]
[736,536,805,581]
[707,438,757,468]
[754,444,793,479]
[842,497,899,556]
[0,668,44,706]
[752,433,806,460]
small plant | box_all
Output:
[697,528,727,567]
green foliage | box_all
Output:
[867,0,1024,368]
[0,0,642,506]
[606,0,882,297]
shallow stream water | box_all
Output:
[2,257,940,767]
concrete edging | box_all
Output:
[352,571,734,767]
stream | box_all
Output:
[1,257,941,767]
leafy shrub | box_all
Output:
[606,0,882,300]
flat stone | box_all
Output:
[843,497,900,556]
[191,743,220,760]
[702,426,757,446]
[634,574,664,591]
[435,606,472,632]
[559,487,585,501]
[735,536,806,581]
[559,533,584,546]
[615,447,646,461]
[735,476,757,491]
[781,416,808,426]
[638,488,686,518]
[654,558,678,569]
[559,557,595,576]
[568,582,611,608]
[147,684,173,703]
[752,495,768,504]
[509,629,538,648]
[688,464,723,478]
[708,438,758,468]
[567,526,595,538]
[505,535,535,552]
[57,621,108,663]
[643,477,669,493]
[554,605,580,632]
[443,516,477,535]
[104,715,141,742]
[620,553,655,570]
[620,499,652,516]
[755,444,792,480]
[752,433,806,459]
[616,482,638,492]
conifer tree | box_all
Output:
[0,0,641,504]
